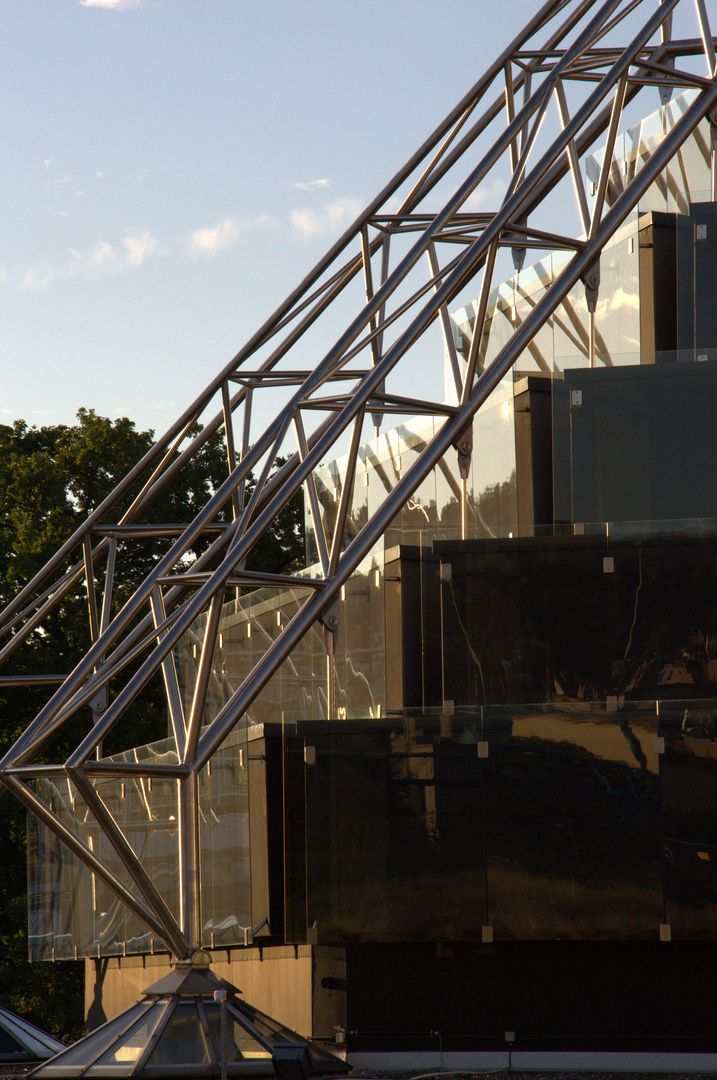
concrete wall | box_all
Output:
[85,945,346,1040]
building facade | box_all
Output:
[25,87,717,1066]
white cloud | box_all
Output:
[189,216,245,257]
[124,229,157,266]
[595,286,639,318]
[89,241,117,270]
[290,197,363,240]
[463,177,508,210]
[18,263,56,291]
[67,241,117,279]
[79,0,141,9]
[52,176,72,185]
[292,179,330,192]
[12,228,161,291]
[188,214,276,258]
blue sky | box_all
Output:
[1,0,534,438]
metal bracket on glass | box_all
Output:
[511,218,527,274]
[454,423,473,481]
[320,601,340,653]
[88,684,107,723]
[581,260,600,314]
[237,915,270,947]
[658,56,675,108]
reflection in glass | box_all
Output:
[660,704,717,938]
[484,704,662,940]
[144,1003,209,1067]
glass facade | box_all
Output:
[29,728,250,960]
[277,701,717,944]
[27,90,717,958]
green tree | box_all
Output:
[0,409,305,1041]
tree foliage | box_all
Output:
[0,409,305,1040]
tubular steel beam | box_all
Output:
[2,0,716,959]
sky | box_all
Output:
[0,0,541,439]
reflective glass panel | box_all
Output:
[145,1003,209,1066]
[204,1003,271,1062]
[659,702,717,938]
[90,1008,167,1071]
[42,1004,152,1069]
[286,716,487,943]
[484,703,662,939]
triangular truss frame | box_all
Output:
[1,0,717,958]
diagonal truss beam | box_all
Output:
[2,0,716,957]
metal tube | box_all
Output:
[193,77,717,772]
[329,409,367,576]
[179,770,201,946]
[185,594,224,765]
[150,587,187,759]
[0,772,189,955]
[6,762,190,778]
[427,242,463,400]
[67,765,191,955]
[589,70,629,239]
[461,238,498,404]
[62,8,697,776]
[294,413,330,577]
[83,536,100,643]
[694,0,717,77]
[221,379,241,521]
[554,80,592,236]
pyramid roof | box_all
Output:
[31,953,348,1078]
[0,1006,65,1062]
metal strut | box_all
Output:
[1,0,716,957]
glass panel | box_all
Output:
[204,1004,271,1062]
[559,366,717,529]
[236,1003,341,1067]
[40,1004,152,1069]
[484,702,662,939]
[286,716,487,943]
[90,1008,167,1070]
[660,702,717,938]
[28,778,94,960]
[145,1003,209,1067]
[282,725,307,944]
[438,536,611,706]
[612,538,717,702]
[199,725,251,949]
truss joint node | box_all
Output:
[582,259,601,314]
[320,600,340,656]
[454,424,474,481]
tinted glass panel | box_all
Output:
[286,717,487,943]
[484,704,662,939]
[145,1004,209,1066]
[204,1004,270,1062]
[660,703,717,938]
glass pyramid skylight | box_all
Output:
[31,952,349,1078]
[0,1007,65,1062]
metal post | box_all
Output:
[179,771,202,948]
[213,989,228,1080]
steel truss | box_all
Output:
[1,0,716,958]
